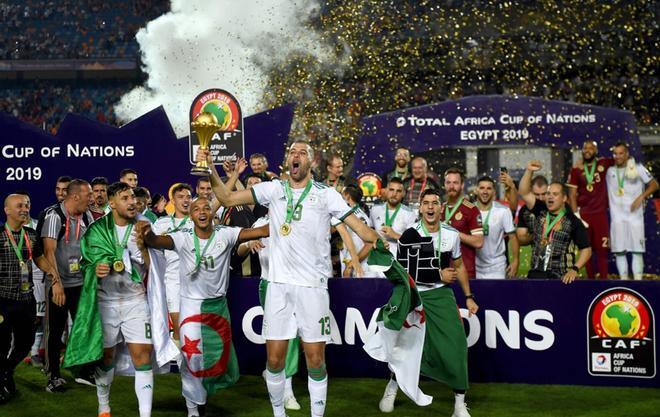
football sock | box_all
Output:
[308,364,328,417]
[31,324,43,356]
[95,364,115,414]
[615,253,629,279]
[186,399,199,417]
[134,366,153,417]
[308,375,328,417]
[266,367,286,417]
[454,391,466,406]
[284,376,294,398]
[632,253,644,280]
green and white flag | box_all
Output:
[179,296,239,404]
[363,241,433,406]
[63,214,179,373]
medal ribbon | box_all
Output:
[64,212,81,244]
[112,222,133,259]
[169,215,189,232]
[193,229,216,271]
[444,197,464,222]
[284,180,313,224]
[385,203,401,226]
[542,208,566,242]
[407,177,427,203]
[419,221,441,260]
[583,161,597,186]
[615,167,625,192]
[482,205,493,235]
[109,216,141,282]
[4,224,31,264]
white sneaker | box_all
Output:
[378,379,398,413]
[451,402,471,417]
[284,394,301,410]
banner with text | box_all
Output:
[227,278,658,387]
[353,95,641,177]
[0,104,293,214]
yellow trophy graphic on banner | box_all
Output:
[190,112,220,176]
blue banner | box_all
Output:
[227,278,659,388]
[353,95,641,178]
[0,104,293,214]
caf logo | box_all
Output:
[357,173,382,202]
[587,287,655,378]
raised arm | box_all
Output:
[499,171,519,212]
[200,148,255,207]
[519,160,543,209]
[137,221,175,250]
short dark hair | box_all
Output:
[532,175,549,187]
[548,181,568,197]
[56,176,72,184]
[420,188,441,201]
[172,183,193,196]
[244,173,262,182]
[477,176,495,186]
[151,193,165,207]
[120,169,137,178]
[613,141,629,150]
[444,167,464,182]
[388,177,404,186]
[91,176,109,187]
[342,185,363,204]
[107,181,132,198]
[196,176,211,186]
[66,179,90,195]
[133,186,150,199]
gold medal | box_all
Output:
[19,260,26,270]
[455,212,463,221]
[280,223,291,236]
[112,260,125,273]
[540,237,548,246]
[586,183,594,192]
[20,281,30,292]
[597,165,604,172]
[617,188,624,196]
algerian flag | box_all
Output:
[63,214,179,373]
[363,241,433,407]
[179,296,239,403]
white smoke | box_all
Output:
[115,0,335,137]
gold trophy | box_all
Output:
[190,112,220,176]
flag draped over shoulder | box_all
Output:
[363,241,433,407]
[63,214,179,373]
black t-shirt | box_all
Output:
[528,201,590,279]
[397,227,453,285]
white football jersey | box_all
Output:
[606,163,654,222]
[152,215,194,284]
[476,202,515,277]
[251,179,353,288]
[332,206,373,276]
[170,225,241,299]
[252,215,270,279]
[369,203,418,256]
[97,223,146,303]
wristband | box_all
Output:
[570,266,579,273]
[465,294,475,300]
